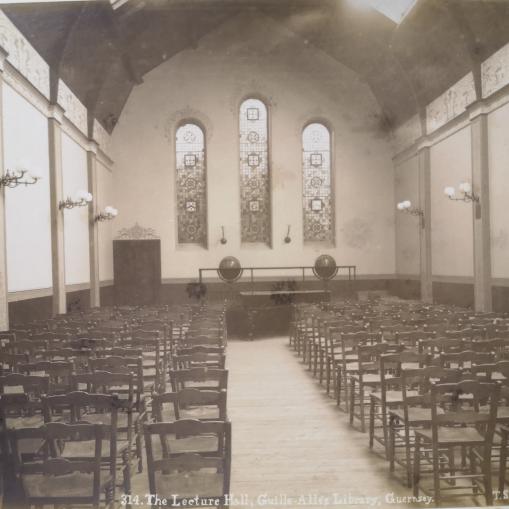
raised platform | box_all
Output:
[238,289,331,339]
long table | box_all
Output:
[239,289,331,339]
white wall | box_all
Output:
[488,101,509,279]
[97,160,114,282]
[111,11,396,280]
[3,83,52,292]
[394,155,420,276]
[430,127,473,277]
[61,132,90,286]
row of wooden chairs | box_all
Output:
[1,302,231,509]
[289,298,509,507]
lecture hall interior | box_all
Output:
[1,0,509,508]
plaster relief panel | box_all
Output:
[426,73,476,133]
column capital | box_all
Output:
[0,47,8,73]
[466,99,490,121]
[48,103,65,124]
[416,136,432,152]
[87,139,99,155]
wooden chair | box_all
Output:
[43,391,131,498]
[152,389,227,422]
[0,353,28,376]
[412,379,499,506]
[172,351,226,371]
[10,422,115,508]
[169,368,228,393]
[18,360,74,395]
[143,420,231,509]
[337,331,382,412]
[368,351,430,459]
[89,356,145,401]
[386,366,465,486]
[73,371,146,473]
[349,342,394,432]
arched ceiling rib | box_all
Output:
[2,0,509,133]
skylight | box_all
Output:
[366,0,418,24]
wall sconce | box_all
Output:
[0,165,41,188]
[95,206,118,222]
[59,190,93,210]
[220,226,227,245]
[284,225,292,244]
[396,200,425,228]
[444,182,479,203]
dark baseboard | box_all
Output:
[492,286,509,314]
[432,281,474,309]
[389,278,421,300]
[7,279,393,325]
[9,295,53,326]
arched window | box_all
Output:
[302,123,334,243]
[176,123,207,246]
[239,98,271,245]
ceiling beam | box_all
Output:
[105,5,144,85]
[443,0,483,100]
[48,4,85,103]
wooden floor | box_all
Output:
[131,336,489,508]
[227,337,418,509]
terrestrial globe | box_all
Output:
[217,256,243,282]
[312,254,338,280]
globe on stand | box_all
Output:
[217,256,243,283]
[312,254,338,280]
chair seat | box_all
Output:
[415,426,486,445]
[350,373,392,385]
[5,414,45,429]
[160,406,221,422]
[154,471,224,498]
[82,411,141,429]
[371,389,419,404]
[22,471,113,498]
[62,439,128,459]
[390,406,444,423]
[480,404,509,421]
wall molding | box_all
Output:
[394,81,509,165]
[492,278,509,288]
[8,280,114,302]
[432,275,474,284]
[161,274,396,285]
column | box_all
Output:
[417,141,432,303]
[87,142,100,307]
[48,104,66,315]
[469,102,492,312]
[0,48,10,330]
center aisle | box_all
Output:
[227,337,418,509]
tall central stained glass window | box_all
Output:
[302,123,334,243]
[176,123,207,246]
[239,98,271,245]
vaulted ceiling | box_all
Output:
[3,0,509,133]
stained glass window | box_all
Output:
[240,98,271,245]
[176,123,207,246]
[302,123,334,243]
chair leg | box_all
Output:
[369,397,375,448]
[499,429,508,498]
[336,367,342,407]
[405,426,412,488]
[432,443,441,507]
[359,385,366,433]
[484,453,494,506]
[413,435,421,497]
[325,358,331,395]
[349,379,355,426]
[389,418,395,472]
